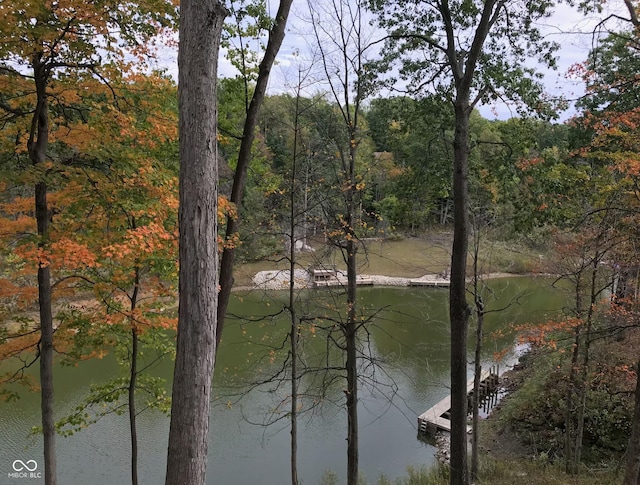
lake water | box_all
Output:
[0,277,568,484]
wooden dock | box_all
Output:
[314,276,373,287]
[312,269,374,288]
[409,279,450,288]
[417,369,499,434]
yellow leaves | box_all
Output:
[217,133,232,145]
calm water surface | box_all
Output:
[0,277,567,484]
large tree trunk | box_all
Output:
[623,358,640,485]
[216,0,294,344]
[449,99,471,485]
[164,1,226,484]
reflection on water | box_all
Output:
[0,277,566,485]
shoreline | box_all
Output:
[240,269,529,291]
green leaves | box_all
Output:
[222,0,274,80]
[54,373,171,437]
[369,0,563,116]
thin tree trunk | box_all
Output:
[129,265,140,485]
[164,1,225,484]
[346,239,358,485]
[573,256,600,470]
[565,274,584,474]
[470,227,484,483]
[345,133,359,485]
[289,287,299,485]
[288,80,302,485]
[30,51,57,485]
[565,325,581,475]
[36,181,57,485]
[129,326,139,485]
[449,99,471,485]
[437,5,500,482]
[623,358,640,485]
[216,0,294,344]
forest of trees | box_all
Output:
[1,1,640,485]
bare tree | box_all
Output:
[307,1,371,482]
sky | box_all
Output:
[153,1,629,122]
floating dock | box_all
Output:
[417,369,500,434]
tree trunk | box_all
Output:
[288,84,301,485]
[345,238,359,485]
[36,181,57,485]
[164,1,226,484]
[564,325,581,475]
[129,265,140,485]
[30,51,57,485]
[449,99,471,485]
[344,133,359,485]
[216,0,294,344]
[623,358,640,485]
[129,326,139,485]
[470,229,484,482]
[289,299,299,485]
[572,258,600,471]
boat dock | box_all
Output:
[409,279,450,288]
[418,368,500,434]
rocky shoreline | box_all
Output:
[250,269,517,290]
[250,269,448,289]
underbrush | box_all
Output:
[342,459,621,485]
[495,331,637,468]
